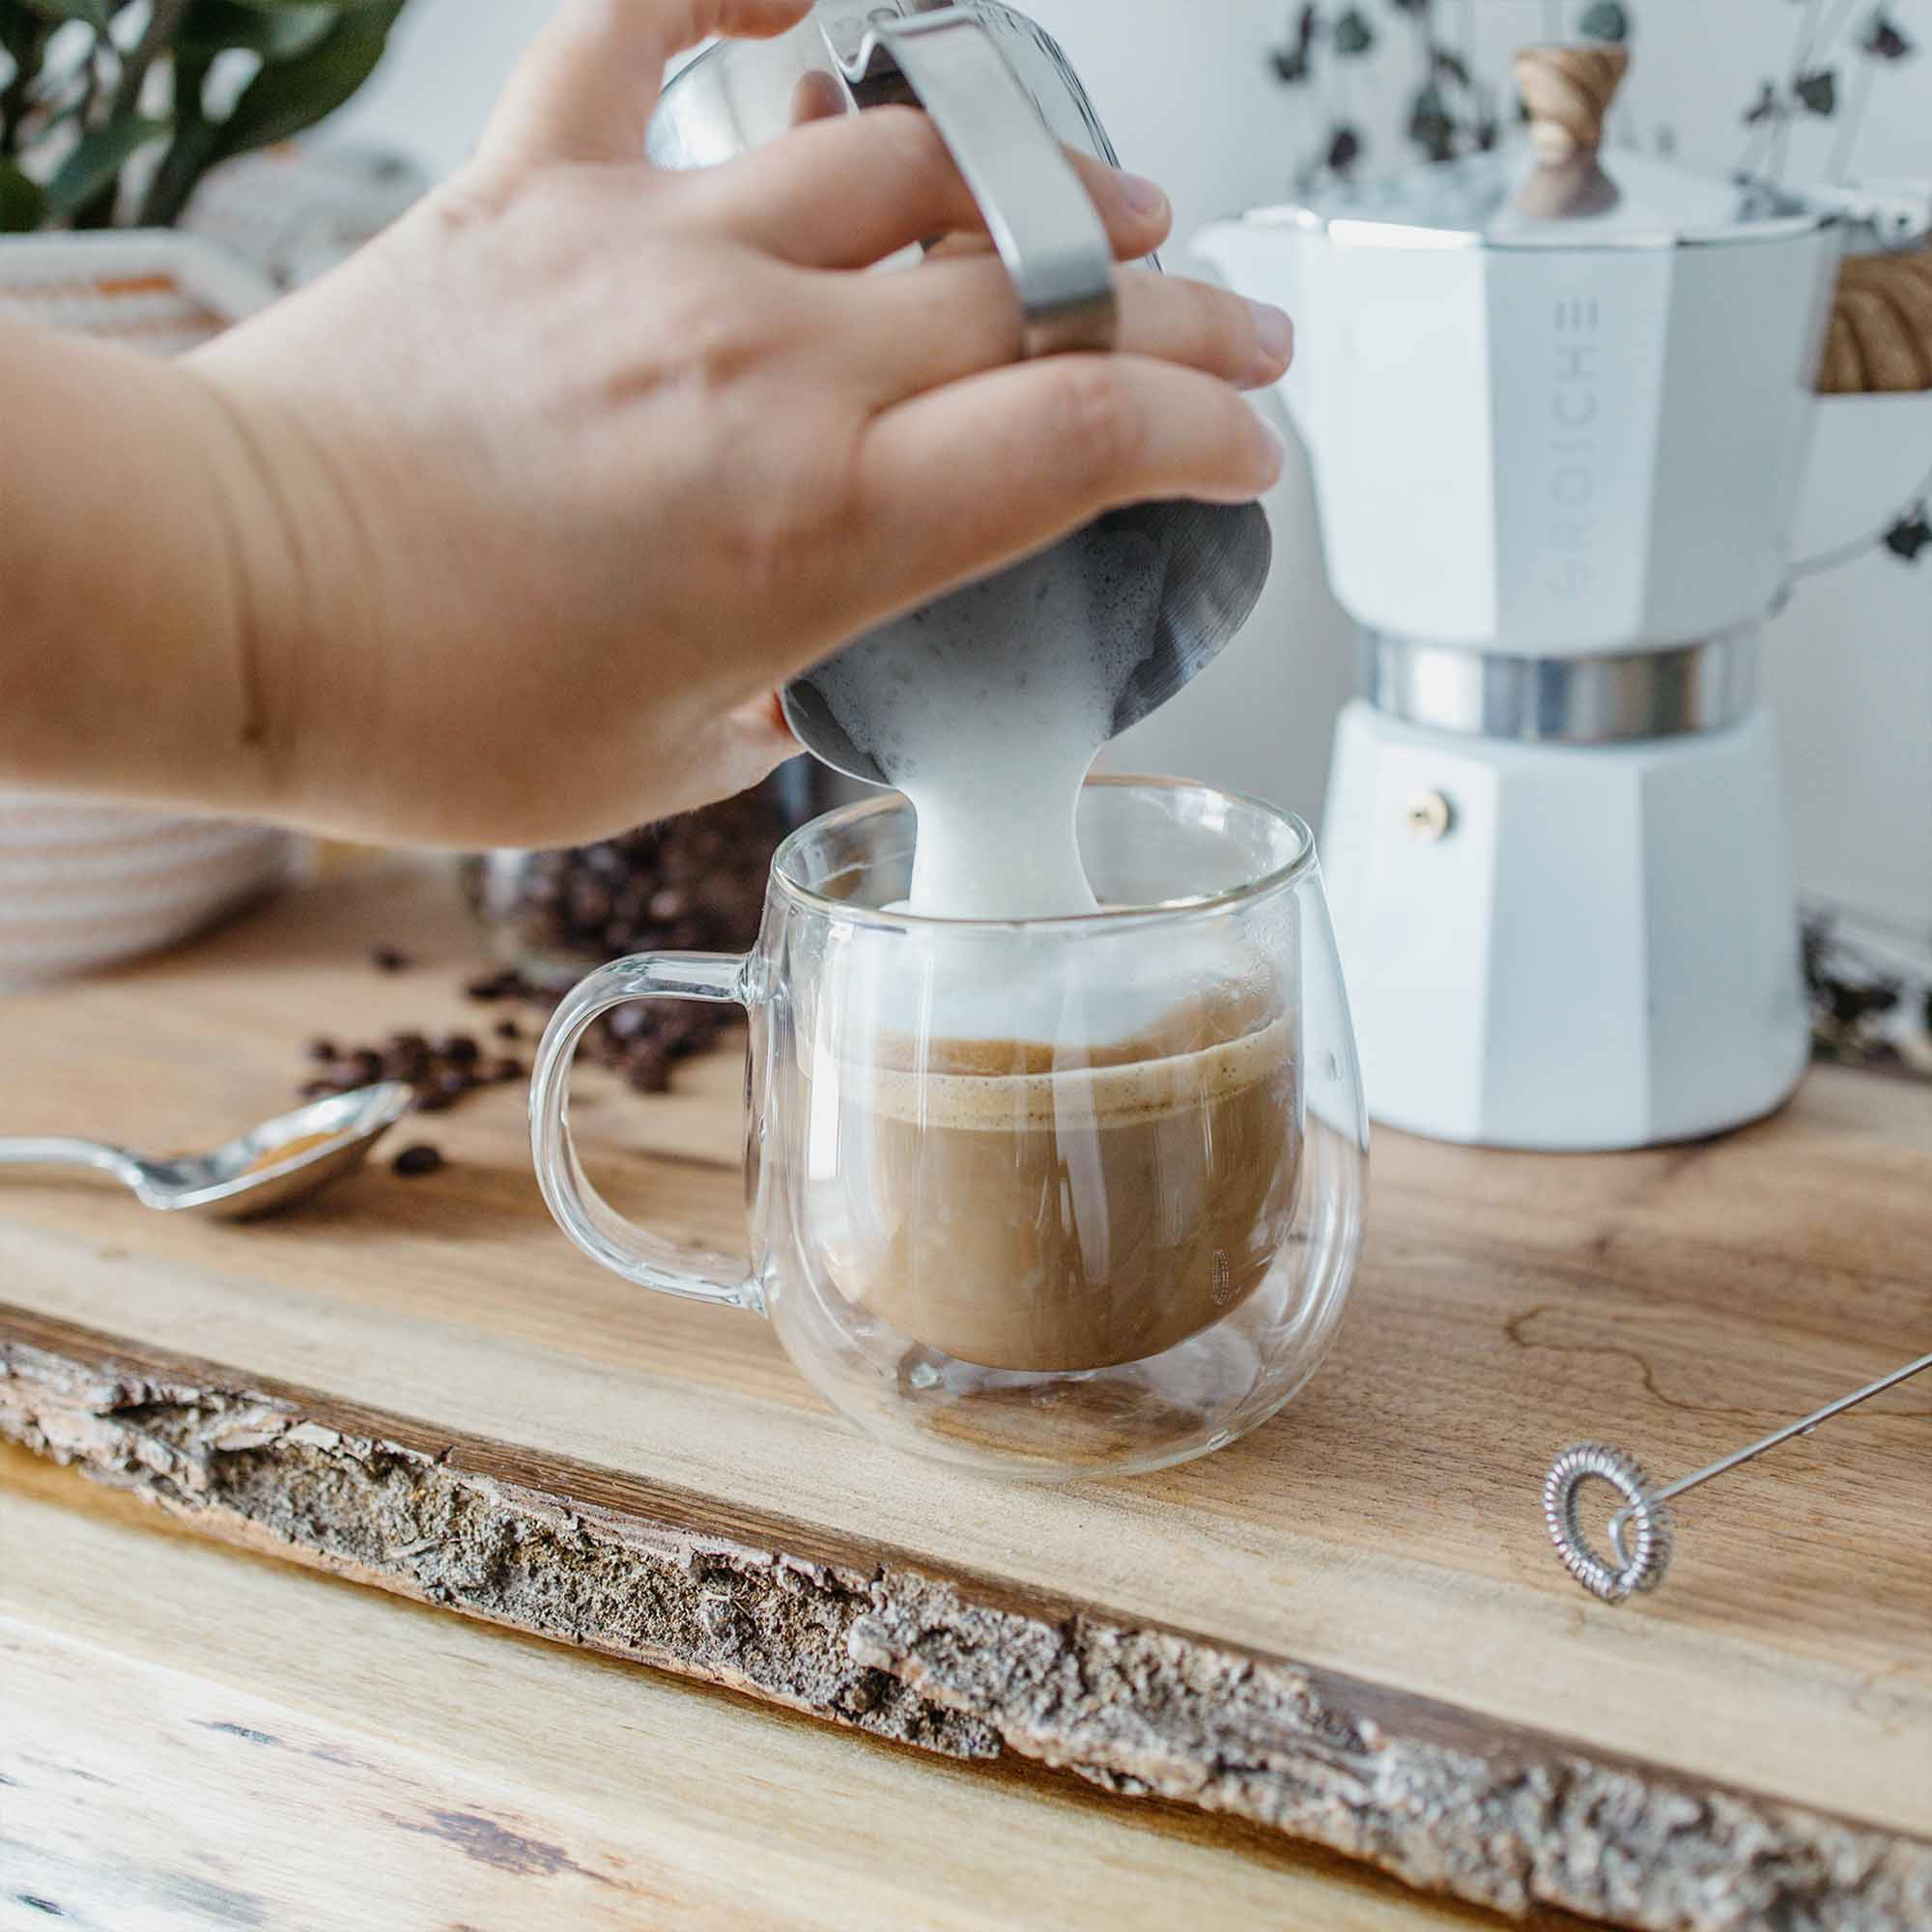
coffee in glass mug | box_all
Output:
[531,779,1365,1478]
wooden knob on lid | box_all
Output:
[1513,44,1630,164]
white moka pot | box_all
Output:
[1193,47,1932,1149]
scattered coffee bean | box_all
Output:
[627,1048,671,1094]
[391,1143,444,1178]
[300,1024,507,1115]
[305,794,778,1115]
[304,987,736,1114]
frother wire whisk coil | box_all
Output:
[1545,1350,1932,1602]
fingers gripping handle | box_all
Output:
[530,952,762,1311]
[829,7,1118,356]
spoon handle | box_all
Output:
[0,1137,145,1189]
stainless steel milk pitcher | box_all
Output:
[649,2,1273,785]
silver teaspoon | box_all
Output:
[0,1082,413,1221]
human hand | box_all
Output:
[186,0,1292,846]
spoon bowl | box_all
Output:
[0,1082,414,1221]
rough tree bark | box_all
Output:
[4,1317,1926,1932]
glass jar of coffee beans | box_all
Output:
[460,763,825,992]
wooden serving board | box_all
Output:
[2,867,1928,1931]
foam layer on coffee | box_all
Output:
[813,917,1275,1059]
[805,521,1172,920]
[850,1009,1293,1132]
[805,921,1293,1132]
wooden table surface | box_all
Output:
[2,868,1928,1931]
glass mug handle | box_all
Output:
[529,952,762,1312]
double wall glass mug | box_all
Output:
[531,778,1368,1479]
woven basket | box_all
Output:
[0,796,294,989]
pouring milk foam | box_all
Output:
[808,521,1170,922]
[801,523,1267,1053]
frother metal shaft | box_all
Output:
[1545,1350,1932,1602]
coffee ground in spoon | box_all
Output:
[239,1129,344,1176]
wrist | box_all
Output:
[0,316,294,820]
[185,310,408,842]
[174,354,323,823]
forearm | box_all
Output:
[0,315,282,819]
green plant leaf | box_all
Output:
[43,110,165,215]
[210,0,401,162]
[138,110,219,222]
[0,156,45,229]
[1,9,43,61]
[15,0,113,30]
[178,0,337,60]
[136,43,216,225]
[1577,1,1629,43]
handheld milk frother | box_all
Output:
[1544,1350,1932,1602]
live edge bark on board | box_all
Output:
[4,1308,1928,1932]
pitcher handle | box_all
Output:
[828,6,1118,356]
[529,952,762,1312]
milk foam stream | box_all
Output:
[807,525,1172,922]
[898,698,1103,917]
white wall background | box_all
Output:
[331,0,1931,927]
